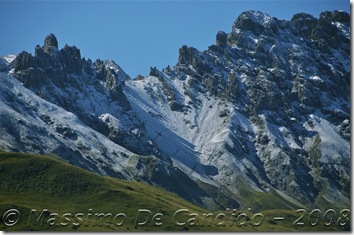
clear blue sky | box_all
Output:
[0,0,350,78]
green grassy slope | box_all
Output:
[0,152,349,231]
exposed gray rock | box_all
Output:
[61,44,82,74]
[43,33,58,51]
[216,31,228,47]
[14,51,37,72]
[232,10,272,36]
[178,45,198,65]
[320,10,350,24]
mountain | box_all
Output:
[0,10,350,211]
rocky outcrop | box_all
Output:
[11,34,137,154]
[43,33,58,51]
[13,34,131,93]
[321,10,350,23]
[61,44,82,74]
[291,11,349,52]
[232,11,271,35]
[13,51,48,88]
[216,31,228,47]
[14,51,37,71]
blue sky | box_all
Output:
[0,0,350,78]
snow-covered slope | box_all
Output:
[0,10,350,210]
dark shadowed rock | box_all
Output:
[60,44,82,74]
[178,46,213,76]
[15,67,48,88]
[178,45,198,65]
[291,13,317,38]
[291,12,344,51]
[13,50,50,88]
[43,33,58,52]
[94,59,118,88]
[320,10,350,24]
[232,11,269,36]
[216,31,228,47]
[14,51,37,72]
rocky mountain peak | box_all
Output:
[60,44,82,74]
[216,31,228,47]
[12,34,131,90]
[43,33,58,51]
[232,10,275,35]
[320,10,350,24]
[291,10,349,52]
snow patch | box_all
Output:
[310,75,322,81]
[3,54,16,63]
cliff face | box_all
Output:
[0,10,350,210]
